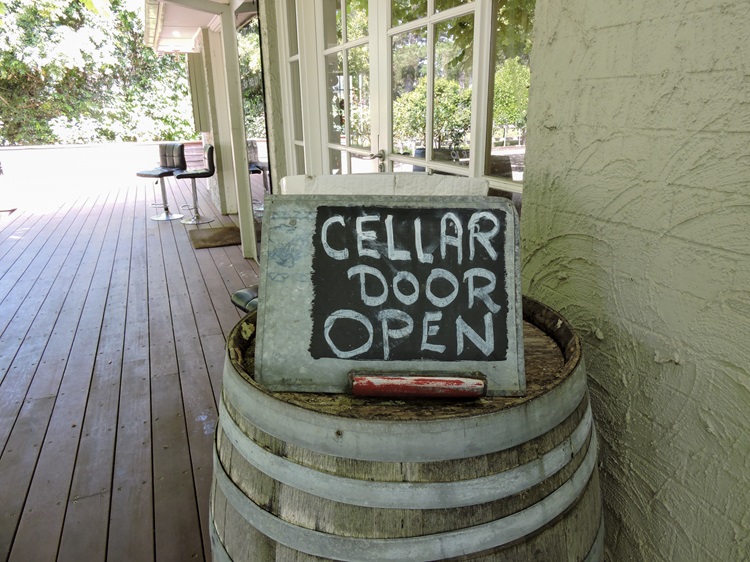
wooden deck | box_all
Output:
[0,172,264,561]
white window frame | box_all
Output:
[276,0,527,193]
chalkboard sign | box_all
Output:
[310,205,510,362]
[254,195,524,396]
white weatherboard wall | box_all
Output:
[522,1,750,561]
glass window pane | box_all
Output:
[329,148,345,174]
[486,0,534,181]
[348,46,370,149]
[286,0,298,56]
[238,19,266,144]
[432,14,474,167]
[322,0,342,48]
[351,154,378,173]
[391,0,427,27]
[393,160,426,172]
[435,0,471,13]
[295,145,305,174]
[347,0,368,42]
[325,51,345,145]
[391,27,427,159]
[290,60,303,142]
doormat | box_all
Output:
[188,226,241,249]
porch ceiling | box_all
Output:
[143,0,258,53]
[144,1,215,53]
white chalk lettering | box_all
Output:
[324,310,373,358]
[414,217,434,264]
[425,268,459,308]
[377,309,414,360]
[464,268,501,313]
[356,214,380,259]
[392,270,419,305]
[440,212,463,264]
[421,311,445,353]
[321,215,348,260]
[314,206,508,362]
[468,211,500,261]
[347,265,388,306]
[456,312,494,356]
[385,215,411,260]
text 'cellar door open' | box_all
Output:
[255,195,524,396]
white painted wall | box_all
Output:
[522,1,750,560]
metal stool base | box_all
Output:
[181,215,214,225]
[151,211,184,221]
[147,176,183,221]
[178,178,214,225]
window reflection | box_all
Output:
[347,0,368,41]
[487,0,535,182]
[432,14,473,167]
[290,60,303,142]
[325,52,345,145]
[391,0,427,27]
[286,0,298,55]
[391,28,427,159]
[322,0,343,48]
[348,46,370,149]
[435,0,471,14]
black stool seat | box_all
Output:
[231,286,259,313]
[174,167,213,180]
[137,166,180,178]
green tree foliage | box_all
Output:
[392,0,535,153]
[493,56,530,129]
[237,18,266,139]
[393,76,471,151]
[495,0,534,65]
[0,0,195,145]
[491,0,534,137]
[433,77,472,149]
[392,14,474,153]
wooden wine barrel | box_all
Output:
[210,296,603,561]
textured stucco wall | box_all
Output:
[522,1,750,560]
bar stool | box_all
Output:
[136,143,186,221]
[174,144,216,225]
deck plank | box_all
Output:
[0,194,99,408]
[159,223,217,561]
[0,200,84,339]
[0,394,57,559]
[0,199,106,547]
[0,200,74,297]
[0,192,114,560]
[0,162,260,562]
[0,210,41,258]
[146,180,205,562]
[57,185,138,561]
[108,184,155,562]
[0,190,108,451]
[8,187,123,562]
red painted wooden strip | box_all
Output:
[350,374,487,399]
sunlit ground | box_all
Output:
[0,143,162,214]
